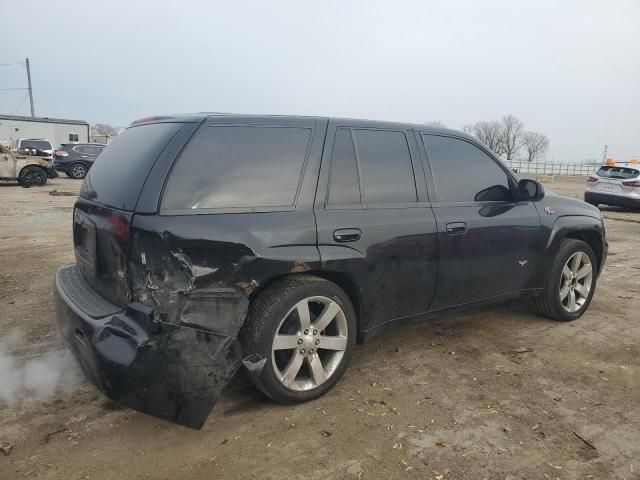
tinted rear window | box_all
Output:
[21,140,51,150]
[596,166,639,179]
[162,125,311,211]
[80,123,183,210]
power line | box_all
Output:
[0,87,28,91]
[9,92,29,115]
[0,61,25,67]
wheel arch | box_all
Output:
[249,270,364,343]
[528,215,605,289]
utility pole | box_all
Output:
[601,144,608,163]
[25,57,34,117]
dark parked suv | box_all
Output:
[53,143,106,179]
[54,114,607,428]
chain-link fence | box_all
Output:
[505,160,598,176]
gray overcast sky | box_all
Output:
[1,0,639,161]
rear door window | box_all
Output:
[162,125,312,212]
[354,129,417,204]
[327,128,417,206]
[327,128,361,206]
[422,135,513,203]
[596,166,639,179]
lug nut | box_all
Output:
[298,338,303,345]
[304,329,309,335]
[315,339,320,345]
[313,330,318,335]
[309,349,314,354]
[300,348,305,354]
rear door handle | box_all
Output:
[446,222,467,235]
[333,228,361,243]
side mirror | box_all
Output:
[518,179,544,201]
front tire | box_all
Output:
[535,239,597,321]
[19,166,47,187]
[240,275,356,404]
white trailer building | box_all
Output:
[0,114,90,149]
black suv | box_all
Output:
[54,114,607,428]
[53,143,106,179]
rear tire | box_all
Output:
[19,166,47,187]
[240,275,356,404]
[535,239,597,321]
[70,162,88,179]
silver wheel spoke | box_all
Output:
[571,252,582,272]
[273,335,300,350]
[314,301,340,332]
[576,264,592,279]
[318,335,347,351]
[575,283,588,298]
[308,355,327,385]
[559,283,571,301]
[281,353,304,386]
[562,265,572,280]
[568,290,577,311]
[295,300,311,331]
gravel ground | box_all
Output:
[0,176,638,480]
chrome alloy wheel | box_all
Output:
[559,251,593,312]
[271,296,348,391]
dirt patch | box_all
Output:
[0,177,638,479]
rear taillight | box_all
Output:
[55,150,69,157]
[587,175,598,183]
[622,179,640,187]
[107,214,129,241]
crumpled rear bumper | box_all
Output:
[54,264,243,429]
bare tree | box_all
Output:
[91,123,119,137]
[500,115,524,160]
[463,120,505,155]
[522,131,549,162]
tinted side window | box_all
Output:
[422,135,513,203]
[74,145,89,154]
[327,128,361,205]
[353,129,417,204]
[163,126,311,211]
[86,146,102,155]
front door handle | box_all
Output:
[446,222,467,235]
[333,228,361,243]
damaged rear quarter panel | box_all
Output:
[129,211,321,338]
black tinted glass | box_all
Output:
[22,140,50,150]
[354,129,417,204]
[81,122,183,210]
[597,166,639,179]
[423,135,512,203]
[328,128,361,205]
[163,126,311,210]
